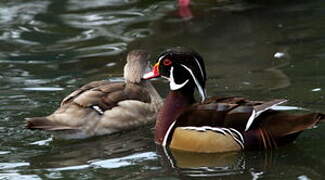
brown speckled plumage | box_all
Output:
[26,50,162,139]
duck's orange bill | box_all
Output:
[143,62,160,80]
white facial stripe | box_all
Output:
[158,54,167,62]
[180,64,207,102]
[169,66,189,90]
[193,57,205,81]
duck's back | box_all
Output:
[26,80,159,139]
[61,80,151,110]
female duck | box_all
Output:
[27,50,162,139]
[143,47,324,153]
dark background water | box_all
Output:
[1,0,325,179]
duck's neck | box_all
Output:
[155,89,195,144]
[142,81,163,111]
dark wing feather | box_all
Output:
[224,106,254,131]
[243,112,325,150]
[175,97,287,132]
[62,81,151,112]
[171,96,325,151]
[257,111,324,136]
[61,80,113,106]
[175,103,235,127]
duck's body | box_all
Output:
[144,47,324,153]
[27,50,162,139]
[163,95,323,152]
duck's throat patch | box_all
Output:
[169,67,189,90]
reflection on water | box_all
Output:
[1,0,325,179]
[158,145,325,179]
[158,146,245,177]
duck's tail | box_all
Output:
[315,113,325,123]
[25,117,75,131]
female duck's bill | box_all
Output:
[143,47,325,153]
[26,50,163,140]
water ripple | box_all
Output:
[0,162,29,170]
[21,87,64,92]
[66,0,139,11]
[0,173,41,180]
[90,151,157,169]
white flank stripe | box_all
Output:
[169,67,189,90]
[162,121,176,146]
[182,126,228,135]
[221,128,234,136]
[223,128,244,149]
[181,126,244,149]
[180,64,207,102]
[221,128,244,149]
[182,126,206,132]
[233,138,244,149]
[208,127,227,135]
[229,128,244,143]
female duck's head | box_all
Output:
[124,50,151,83]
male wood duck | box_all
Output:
[143,47,325,153]
[26,50,163,140]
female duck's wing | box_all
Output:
[65,81,151,113]
[26,80,152,136]
[60,80,114,106]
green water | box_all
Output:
[1,0,325,179]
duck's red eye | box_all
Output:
[163,59,172,66]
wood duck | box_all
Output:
[26,50,163,140]
[143,47,325,153]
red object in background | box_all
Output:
[178,0,193,19]
[178,0,190,7]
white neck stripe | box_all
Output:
[180,64,207,102]
[193,57,205,81]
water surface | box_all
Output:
[1,0,325,179]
